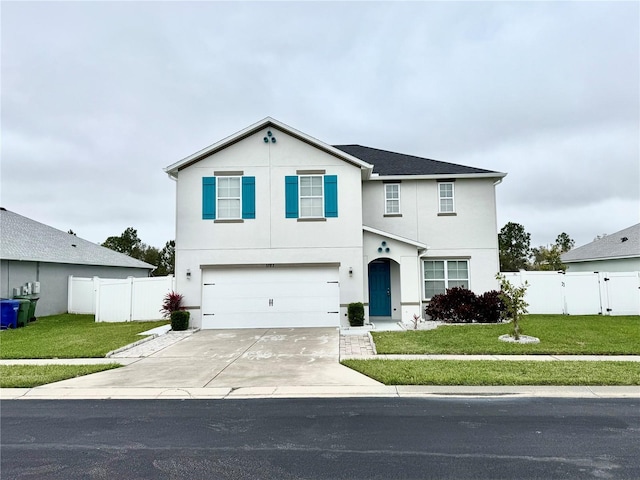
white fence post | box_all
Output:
[68,275,74,313]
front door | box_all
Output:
[369,260,391,316]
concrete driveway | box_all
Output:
[43,328,380,389]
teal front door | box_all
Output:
[369,260,391,316]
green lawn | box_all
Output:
[372,315,640,355]
[341,359,640,386]
[0,314,169,359]
[0,364,122,388]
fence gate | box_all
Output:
[501,271,639,316]
[602,272,640,316]
[68,275,175,322]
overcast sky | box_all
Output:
[2,1,638,251]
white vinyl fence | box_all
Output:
[68,275,176,322]
[501,271,640,316]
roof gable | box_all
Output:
[562,223,640,263]
[0,209,155,269]
[164,117,373,177]
[334,144,505,178]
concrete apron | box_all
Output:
[38,328,381,390]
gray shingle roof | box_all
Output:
[333,144,502,176]
[561,224,640,263]
[0,208,155,269]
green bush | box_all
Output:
[425,287,505,323]
[348,302,365,327]
[170,310,190,331]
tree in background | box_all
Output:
[498,222,531,271]
[530,244,565,271]
[157,240,176,276]
[530,232,575,271]
[102,227,144,257]
[102,228,175,276]
[555,232,575,253]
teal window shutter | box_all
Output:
[202,177,216,219]
[324,175,338,217]
[285,176,299,218]
[242,176,256,219]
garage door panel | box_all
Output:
[201,267,340,329]
[202,311,340,329]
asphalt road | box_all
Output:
[1,398,639,479]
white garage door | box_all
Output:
[201,266,340,329]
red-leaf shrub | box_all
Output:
[160,291,185,319]
[425,287,505,323]
[425,287,477,323]
[475,290,505,323]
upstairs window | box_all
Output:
[384,183,400,214]
[217,177,241,219]
[299,175,324,218]
[202,176,255,220]
[438,182,455,213]
[285,174,338,219]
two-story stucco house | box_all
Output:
[164,117,506,329]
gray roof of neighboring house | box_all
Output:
[561,223,640,263]
[0,208,155,270]
[333,145,503,177]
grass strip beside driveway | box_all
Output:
[372,315,640,355]
[342,360,640,386]
[0,314,169,359]
[0,364,122,388]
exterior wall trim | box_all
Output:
[200,262,341,269]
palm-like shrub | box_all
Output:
[160,291,185,319]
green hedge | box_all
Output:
[170,310,190,331]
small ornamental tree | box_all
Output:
[496,273,529,340]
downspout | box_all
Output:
[493,178,503,275]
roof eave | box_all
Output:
[1,256,155,269]
[363,225,427,249]
[563,254,640,263]
[368,172,508,181]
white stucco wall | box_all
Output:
[174,127,365,327]
[362,178,501,297]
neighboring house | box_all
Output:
[164,117,506,329]
[0,208,154,316]
[561,224,640,273]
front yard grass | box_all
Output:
[341,359,640,386]
[372,315,640,355]
[0,364,122,388]
[0,314,169,359]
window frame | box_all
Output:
[298,175,324,218]
[438,182,455,213]
[216,176,242,220]
[423,259,470,300]
[384,183,401,215]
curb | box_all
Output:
[367,331,377,355]
[105,327,200,358]
[105,334,159,357]
[2,385,639,400]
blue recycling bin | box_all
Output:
[1,299,20,329]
